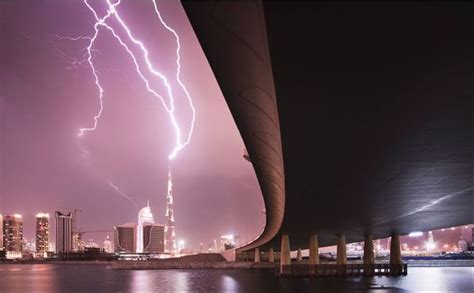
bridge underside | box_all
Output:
[183,2,473,250]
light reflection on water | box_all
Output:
[0,264,472,292]
[221,275,238,291]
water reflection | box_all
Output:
[372,267,473,292]
[130,270,156,292]
[0,264,58,292]
[221,275,238,291]
[0,265,472,292]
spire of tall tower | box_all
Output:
[165,168,176,254]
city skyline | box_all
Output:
[2,209,471,255]
[0,1,265,252]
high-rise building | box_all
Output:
[143,224,165,254]
[165,171,176,254]
[0,214,3,251]
[3,214,23,254]
[136,203,154,253]
[55,211,73,254]
[114,224,136,253]
[36,213,49,256]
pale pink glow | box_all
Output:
[70,0,196,160]
[1,0,265,252]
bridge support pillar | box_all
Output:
[390,234,402,275]
[363,235,374,275]
[336,234,347,265]
[363,235,374,264]
[296,248,302,262]
[309,234,319,265]
[269,247,274,262]
[254,247,260,262]
[280,234,291,273]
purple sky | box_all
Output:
[0,0,265,251]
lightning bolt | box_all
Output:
[151,0,196,159]
[75,3,116,136]
[71,0,195,160]
[108,181,139,208]
[59,0,195,208]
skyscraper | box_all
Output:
[36,213,49,256]
[55,211,73,254]
[165,170,176,254]
[3,214,23,257]
[114,224,136,253]
[136,203,154,253]
[143,224,165,254]
[0,214,3,251]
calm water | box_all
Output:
[0,264,472,292]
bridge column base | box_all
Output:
[254,247,260,262]
[390,234,402,275]
[280,234,291,274]
[309,234,319,265]
[336,234,347,265]
[363,234,375,275]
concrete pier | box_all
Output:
[308,234,319,265]
[390,234,402,275]
[363,234,374,275]
[336,234,347,265]
[280,234,291,273]
[269,247,274,263]
[390,234,402,264]
[254,248,260,262]
[296,248,302,262]
[363,235,374,264]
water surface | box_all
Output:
[0,264,472,292]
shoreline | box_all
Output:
[0,260,113,265]
[1,259,472,268]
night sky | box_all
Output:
[0,0,265,250]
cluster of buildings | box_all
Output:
[114,171,178,258]
[0,212,112,260]
[0,213,52,259]
[114,203,166,255]
[0,172,179,260]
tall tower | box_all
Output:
[35,213,50,256]
[165,170,176,254]
[55,211,73,254]
[3,214,23,256]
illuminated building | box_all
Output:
[165,171,177,254]
[114,205,165,255]
[85,239,99,249]
[220,235,236,252]
[36,213,49,256]
[458,236,468,252]
[425,231,436,252]
[23,237,36,252]
[143,224,165,254]
[136,203,154,253]
[3,214,23,257]
[0,214,3,251]
[114,223,136,253]
[103,234,113,253]
[55,211,73,254]
[177,239,185,254]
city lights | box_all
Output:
[408,231,423,237]
[425,241,436,251]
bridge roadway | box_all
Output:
[182,1,473,264]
